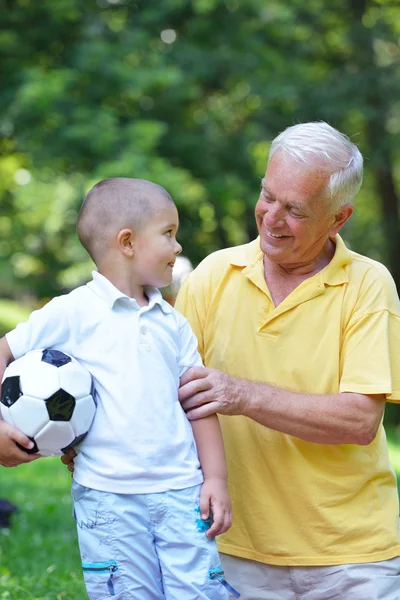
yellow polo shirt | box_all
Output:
[176,235,400,566]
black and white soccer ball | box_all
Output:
[0,349,96,457]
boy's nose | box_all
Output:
[175,240,182,255]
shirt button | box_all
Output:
[140,326,147,335]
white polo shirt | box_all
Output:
[6,272,203,494]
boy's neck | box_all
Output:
[98,268,149,307]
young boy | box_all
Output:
[0,178,239,599]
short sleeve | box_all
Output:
[340,310,400,401]
[339,263,400,402]
[6,296,70,360]
[175,274,207,360]
[176,315,203,378]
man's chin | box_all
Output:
[261,241,290,259]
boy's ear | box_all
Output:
[117,229,135,256]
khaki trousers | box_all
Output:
[221,553,400,600]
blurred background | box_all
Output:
[0,0,400,597]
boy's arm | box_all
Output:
[0,336,39,466]
[175,314,231,536]
[191,415,232,537]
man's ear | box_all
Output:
[117,229,135,257]
[330,204,354,236]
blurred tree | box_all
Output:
[347,0,400,286]
[0,0,399,301]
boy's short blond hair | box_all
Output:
[77,177,173,263]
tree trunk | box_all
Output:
[348,0,400,291]
[374,164,400,289]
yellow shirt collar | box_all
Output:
[229,234,351,288]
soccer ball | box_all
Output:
[0,348,96,457]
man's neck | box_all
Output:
[262,239,336,306]
[264,238,336,279]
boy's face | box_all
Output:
[133,200,182,288]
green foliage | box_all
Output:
[385,426,400,495]
[0,0,399,298]
[0,299,32,337]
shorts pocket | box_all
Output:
[209,566,241,598]
[82,560,118,597]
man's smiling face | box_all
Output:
[255,152,346,271]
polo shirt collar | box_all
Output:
[320,234,351,286]
[229,238,262,268]
[87,271,172,313]
[229,234,351,287]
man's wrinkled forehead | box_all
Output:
[262,153,331,206]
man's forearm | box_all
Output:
[238,378,385,445]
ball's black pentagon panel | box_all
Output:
[17,437,39,454]
[45,389,76,421]
[1,376,22,407]
[41,348,71,368]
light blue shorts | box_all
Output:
[71,481,234,600]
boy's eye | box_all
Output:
[165,230,172,237]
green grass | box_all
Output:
[0,458,86,600]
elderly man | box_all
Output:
[177,122,400,600]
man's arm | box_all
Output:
[190,414,232,537]
[179,367,385,446]
[0,337,40,466]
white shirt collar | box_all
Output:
[87,271,172,313]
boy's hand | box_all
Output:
[61,447,77,473]
[200,477,232,538]
[0,420,40,467]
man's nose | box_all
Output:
[264,204,285,227]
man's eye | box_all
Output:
[263,193,274,203]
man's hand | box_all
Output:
[178,366,249,420]
[200,477,232,538]
[61,447,77,473]
[0,420,40,467]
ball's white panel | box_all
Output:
[58,361,92,399]
[19,360,61,398]
[0,404,14,426]
[69,395,96,436]
[2,350,42,382]
[2,360,22,381]
[9,396,49,437]
[35,421,75,456]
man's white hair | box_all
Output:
[269,122,363,213]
